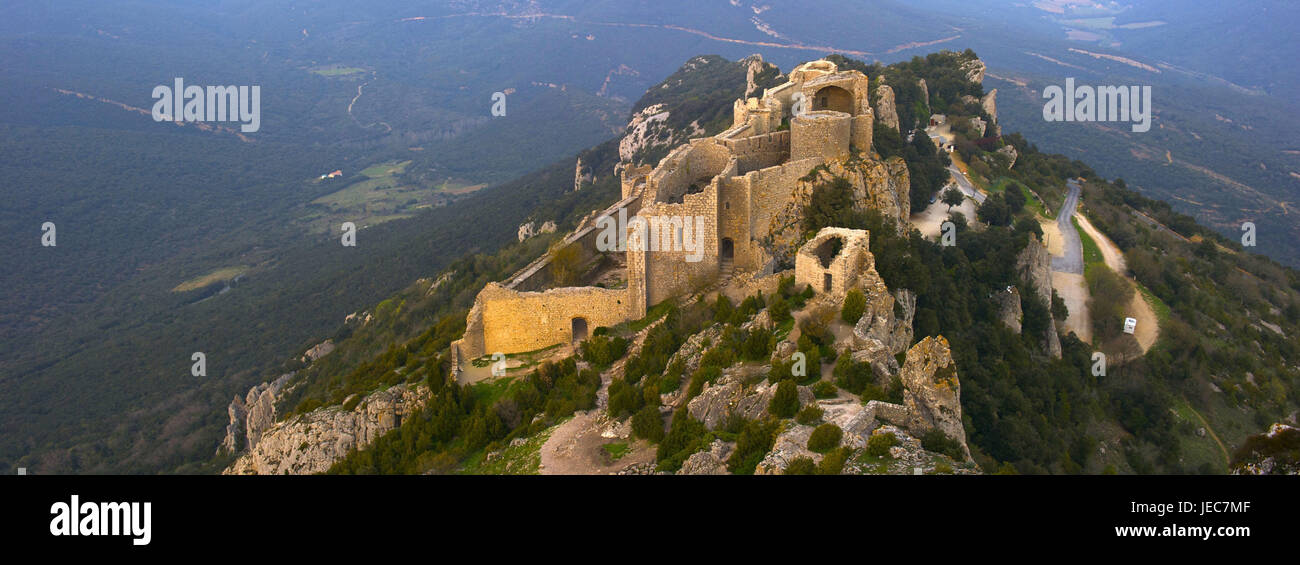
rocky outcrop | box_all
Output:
[917,79,929,110]
[574,156,592,191]
[678,440,734,475]
[768,155,910,265]
[224,383,429,475]
[997,144,1018,169]
[755,423,816,475]
[961,57,986,84]
[618,102,703,164]
[996,286,1023,333]
[1015,234,1062,358]
[686,374,814,430]
[890,290,916,353]
[1231,423,1300,475]
[302,340,334,363]
[218,373,293,455]
[874,82,900,131]
[742,54,772,97]
[900,336,971,461]
[980,89,999,134]
[516,220,558,242]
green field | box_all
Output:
[301,160,483,233]
[171,265,248,292]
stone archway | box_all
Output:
[571,317,589,343]
[721,238,735,262]
[812,85,854,114]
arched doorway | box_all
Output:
[720,238,735,262]
[571,317,589,343]
[812,85,854,114]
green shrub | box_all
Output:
[807,423,843,453]
[784,456,817,475]
[866,432,899,458]
[833,354,867,394]
[726,418,779,475]
[811,380,838,399]
[607,378,643,419]
[817,447,850,475]
[920,428,965,460]
[632,405,665,443]
[768,295,792,324]
[581,334,629,367]
[841,289,866,323]
[740,328,773,361]
[769,379,801,418]
[655,410,709,472]
[795,404,824,426]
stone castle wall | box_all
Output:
[638,183,720,306]
[457,59,891,360]
[791,111,851,164]
[726,156,823,272]
[476,283,636,356]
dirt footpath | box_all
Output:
[1052,271,1092,343]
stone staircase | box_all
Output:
[719,257,735,283]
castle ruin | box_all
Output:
[452,60,883,366]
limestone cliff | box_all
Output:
[1015,234,1062,358]
[848,282,915,374]
[961,57,986,84]
[996,286,1023,333]
[224,383,429,475]
[874,82,900,131]
[980,89,999,134]
[618,103,691,163]
[900,336,971,461]
[767,154,910,266]
[574,156,592,191]
[218,373,293,455]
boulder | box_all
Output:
[900,336,971,461]
[996,286,1023,333]
[874,82,900,131]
